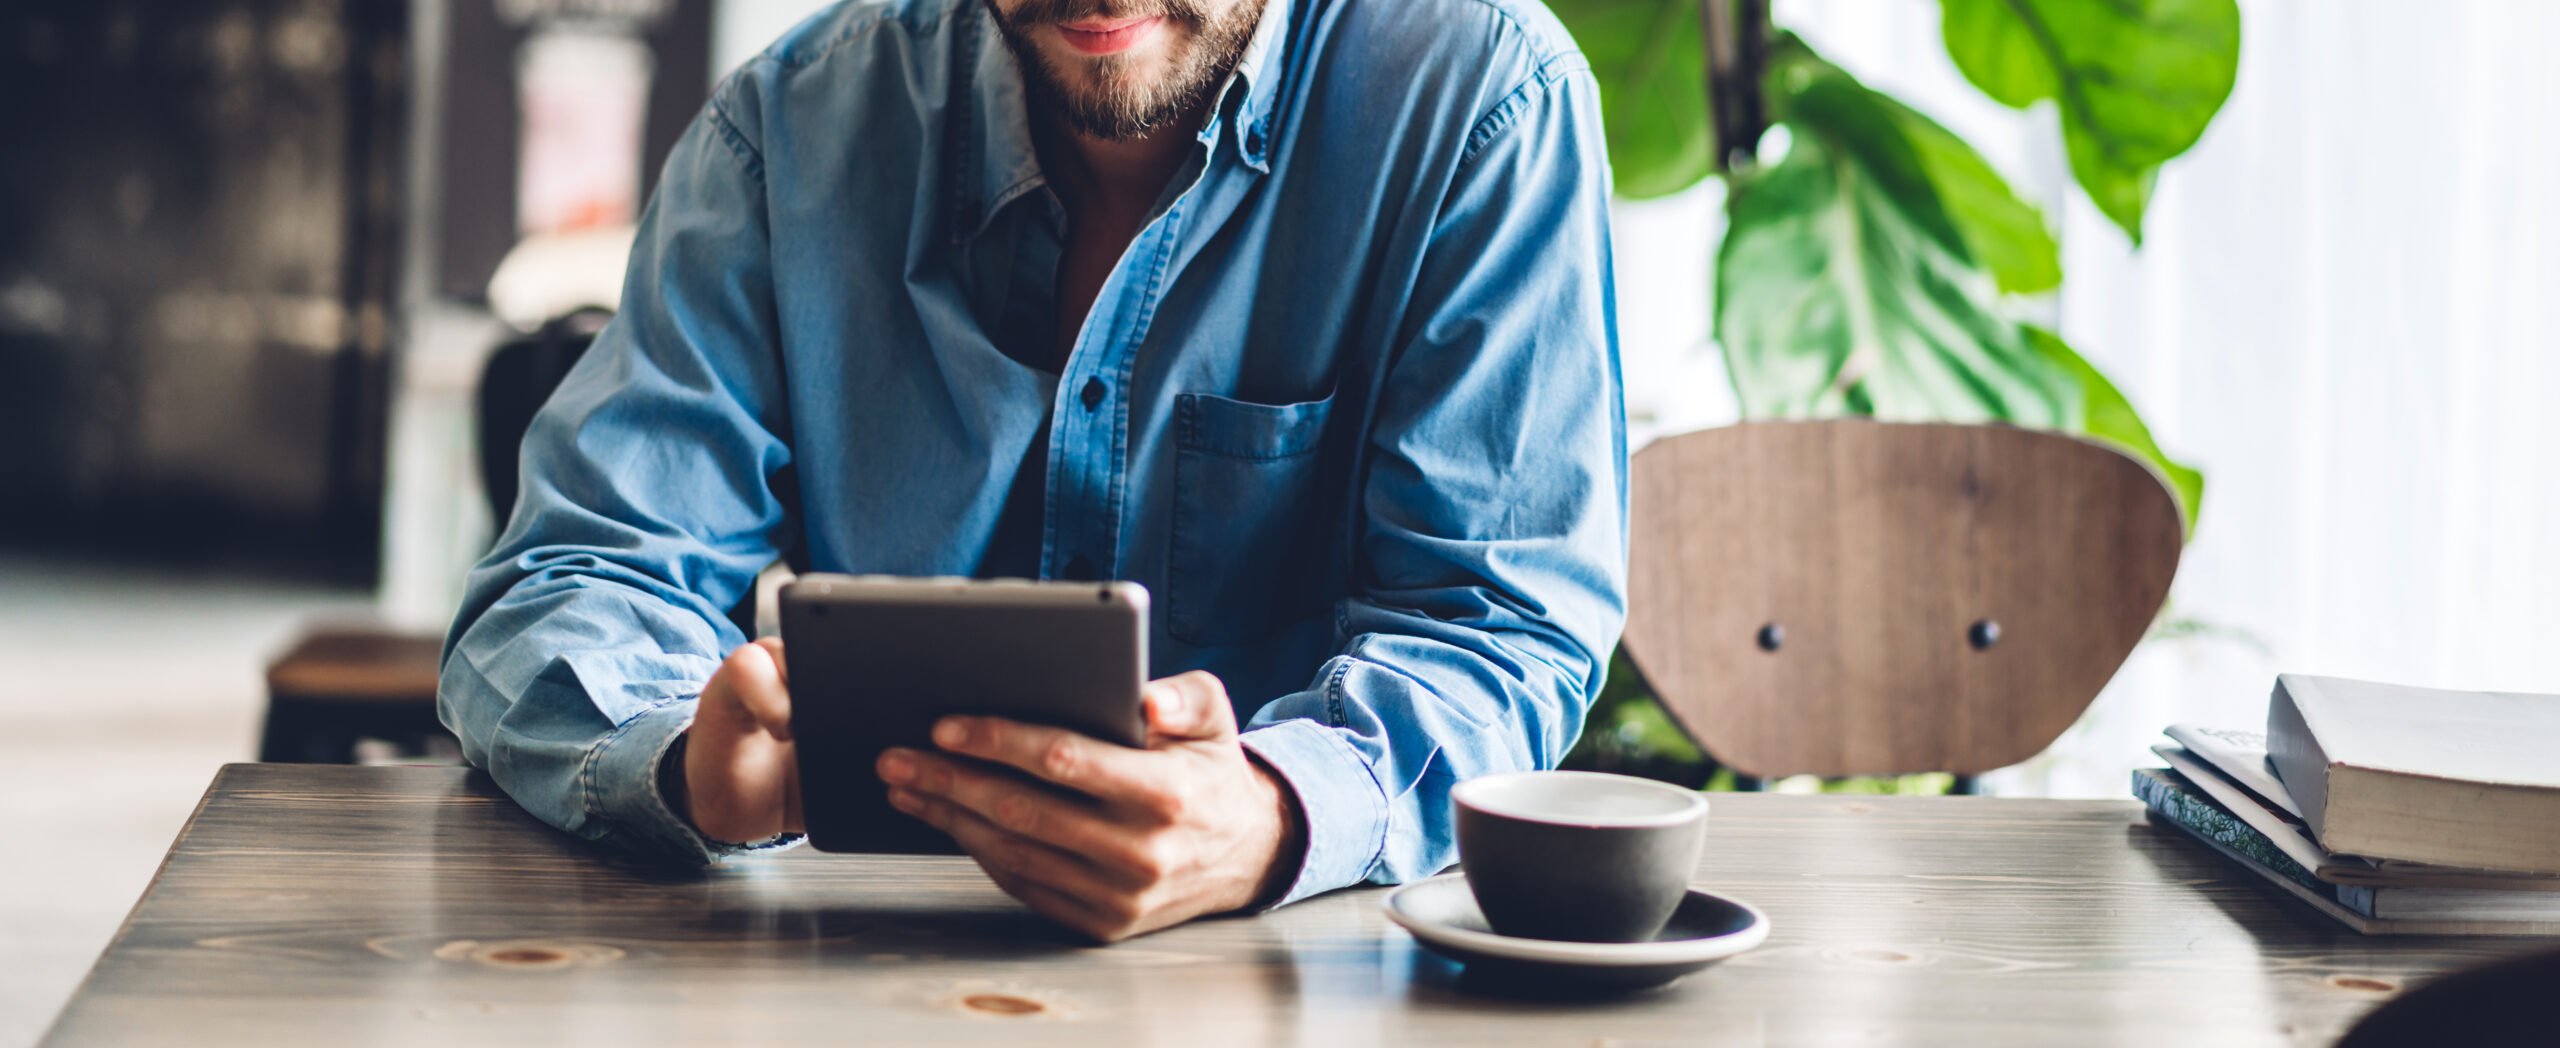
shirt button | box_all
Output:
[1062,555,1097,581]
[1080,377,1106,410]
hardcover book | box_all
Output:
[2154,743,2560,891]
[2269,674,2560,874]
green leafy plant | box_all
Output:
[1550,0,2236,528]
[1552,0,2241,787]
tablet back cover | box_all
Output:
[781,577,1147,854]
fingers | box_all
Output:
[879,749,1155,883]
[983,867,1127,943]
[888,785,1146,939]
[1144,671,1236,743]
[879,671,1279,942]
[930,716,1167,807]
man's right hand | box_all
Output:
[681,637,804,843]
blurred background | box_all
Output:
[2,0,2556,1042]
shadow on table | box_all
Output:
[2118,816,2364,945]
[679,901,1094,959]
[1389,939,1773,1041]
[2121,813,2554,965]
[2117,814,2560,1045]
[1394,940,1692,1007]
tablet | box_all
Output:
[779,574,1149,853]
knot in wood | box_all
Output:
[432,939,624,971]
[961,993,1048,1016]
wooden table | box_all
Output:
[42,765,2554,1046]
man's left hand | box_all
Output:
[876,670,1306,942]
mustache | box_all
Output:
[995,0,1213,26]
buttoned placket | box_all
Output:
[1040,187,1191,583]
[1037,82,1268,583]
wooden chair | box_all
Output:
[1621,420,2183,786]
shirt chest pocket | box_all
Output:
[1168,390,1342,646]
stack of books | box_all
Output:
[2135,674,2560,935]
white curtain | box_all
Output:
[1617,0,2560,796]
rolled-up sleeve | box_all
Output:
[438,85,800,864]
[1243,59,1628,905]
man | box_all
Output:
[441,0,1624,942]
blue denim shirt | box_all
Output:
[440,0,1625,906]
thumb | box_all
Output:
[712,639,794,742]
[1146,671,1236,743]
[754,635,789,688]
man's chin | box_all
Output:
[993,1,1259,141]
[1031,51,1188,112]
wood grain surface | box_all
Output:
[43,764,2552,1047]
[1625,420,2184,777]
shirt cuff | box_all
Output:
[1239,718,1390,907]
[585,697,805,864]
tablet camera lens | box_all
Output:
[1096,588,1110,603]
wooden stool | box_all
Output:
[259,628,450,764]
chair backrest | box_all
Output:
[1622,420,2183,778]
[477,308,612,532]
[472,306,798,638]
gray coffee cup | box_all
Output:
[1452,771,1711,943]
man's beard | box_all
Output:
[984,0,1265,141]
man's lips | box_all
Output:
[1055,15,1163,55]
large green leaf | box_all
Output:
[2027,326,2204,533]
[1542,0,1713,199]
[1718,41,2074,423]
[1940,0,2241,244]
[1896,105,2060,295]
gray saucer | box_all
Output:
[1383,873,1770,988]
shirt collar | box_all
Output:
[952,0,1294,243]
[1215,0,1294,171]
